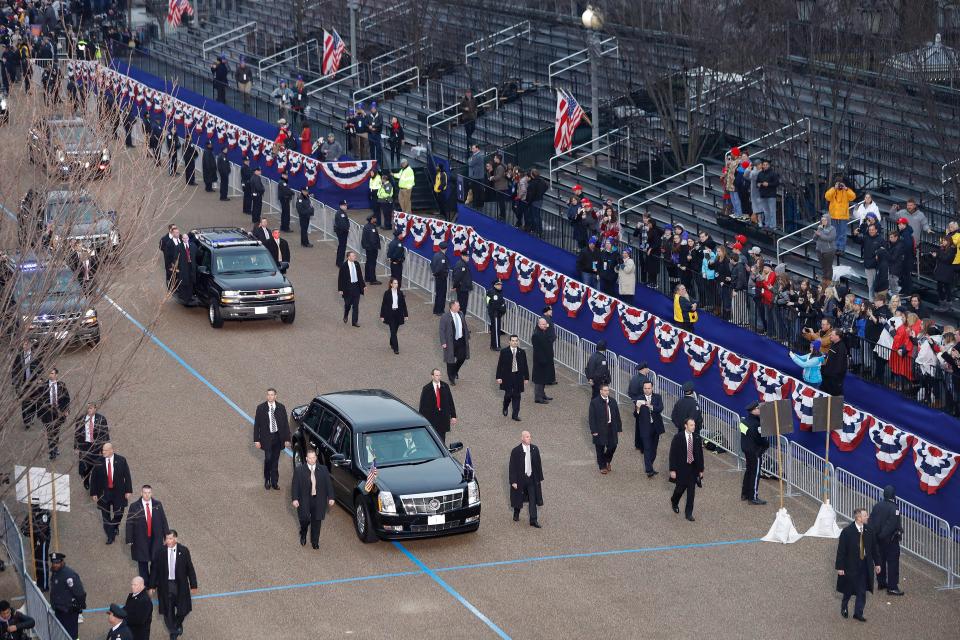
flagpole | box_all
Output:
[823,395,831,503]
[774,401,784,511]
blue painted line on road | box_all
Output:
[392,541,512,640]
[434,537,763,573]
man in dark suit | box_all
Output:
[149,530,198,639]
[125,485,169,580]
[124,576,153,640]
[250,167,266,224]
[451,253,473,311]
[337,251,365,327]
[253,388,291,490]
[670,380,703,433]
[158,224,178,284]
[439,300,470,383]
[74,402,109,490]
[12,340,43,428]
[509,430,543,528]
[417,369,457,443]
[252,218,270,244]
[239,156,253,214]
[632,380,665,477]
[201,141,217,191]
[265,229,290,273]
[38,368,70,460]
[216,147,231,201]
[496,335,529,421]
[584,340,612,398]
[835,508,881,621]
[669,417,705,521]
[588,384,622,474]
[870,485,904,596]
[277,173,294,231]
[361,214,383,284]
[89,442,133,544]
[105,603,133,640]
[170,231,198,305]
[291,449,335,549]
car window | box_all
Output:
[214,249,276,274]
[360,427,442,468]
[315,409,337,442]
[197,246,211,271]
[338,426,353,458]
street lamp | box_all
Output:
[581,5,604,154]
[347,0,359,65]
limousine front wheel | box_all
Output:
[354,497,378,543]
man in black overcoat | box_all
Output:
[89,442,133,544]
[216,147,231,201]
[125,485,169,580]
[496,335,529,421]
[201,141,217,191]
[291,450,335,549]
[74,402,109,489]
[669,418,704,521]
[149,530,198,639]
[530,318,555,404]
[670,380,703,433]
[417,369,457,443]
[588,384,622,474]
[338,251,366,326]
[124,576,153,640]
[509,430,543,528]
[632,380,665,476]
[835,508,881,621]
[253,388,291,490]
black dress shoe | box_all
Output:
[685,515,696,522]
[646,471,656,478]
[352,323,360,327]
[370,280,383,285]
[671,503,680,514]
[512,416,521,422]
[106,537,114,545]
[887,588,904,596]
[543,396,553,401]
[535,399,548,404]
[841,607,848,619]
[272,484,280,490]
[393,349,399,355]
[513,513,519,522]
[749,498,767,505]
[530,522,541,528]
[264,480,271,490]
[502,408,508,417]
[311,544,319,550]
[300,533,307,546]
[853,614,866,622]
[302,243,314,247]
[343,316,348,323]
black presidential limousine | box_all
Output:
[290,390,481,542]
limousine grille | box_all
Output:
[409,520,462,533]
[399,489,463,515]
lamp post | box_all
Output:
[348,0,359,65]
[796,0,815,58]
[582,5,604,155]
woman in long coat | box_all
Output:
[530,318,555,403]
[379,277,408,354]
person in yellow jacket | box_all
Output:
[673,284,698,334]
[392,159,415,213]
[434,164,450,221]
[947,221,960,266]
[368,171,382,213]
[824,180,856,258]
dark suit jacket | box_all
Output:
[125,499,170,563]
[338,261,366,294]
[11,349,43,390]
[417,382,457,435]
[291,463,334,521]
[588,395,622,447]
[669,430,705,484]
[380,289,408,325]
[496,347,529,391]
[584,351,611,384]
[265,236,290,266]
[37,381,70,423]
[73,413,109,451]
[508,444,544,509]
[670,394,703,433]
[634,393,665,436]
[149,544,197,616]
[253,401,290,444]
[0,611,35,639]
[835,523,880,595]
[252,225,270,244]
[123,589,153,640]
[89,454,133,505]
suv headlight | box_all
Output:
[378,490,397,515]
[101,148,110,161]
[110,230,120,246]
[1,98,7,110]
[84,309,97,317]
[221,290,240,297]
[279,286,293,294]
[467,480,480,505]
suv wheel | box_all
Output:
[353,496,378,543]
[281,307,296,324]
[208,301,224,328]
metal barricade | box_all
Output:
[952,526,960,589]
[553,324,581,376]
[699,396,743,470]
[0,503,26,579]
[403,252,435,298]
[789,441,834,503]
[507,304,541,348]
[657,375,683,417]
[760,434,789,480]
[502,300,519,338]
[467,282,489,325]
[604,351,622,397]
[346,220,363,255]
[24,579,73,640]
[614,355,638,404]
[578,339,598,385]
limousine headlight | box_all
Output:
[378,490,397,515]
[467,480,480,506]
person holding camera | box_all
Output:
[825,180,857,260]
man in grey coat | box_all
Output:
[319,133,343,161]
[814,214,837,283]
[439,300,470,384]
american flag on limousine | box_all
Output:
[323,29,346,76]
[553,89,584,154]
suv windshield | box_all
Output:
[214,249,277,274]
[359,427,443,468]
[53,123,93,147]
[15,268,78,298]
[45,199,99,225]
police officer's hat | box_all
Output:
[367,213,377,222]
[49,552,66,563]
[339,199,348,206]
[746,401,760,412]
[108,604,128,619]
[682,381,695,394]
[493,279,503,286]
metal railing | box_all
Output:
[359,0,411,30]
[464,20,532,63]
[305,61,364,97]
[352,66,420,109]
[547,36,619,87]
[370,37,428,78]
[942,158,960,205]
[202,21,257,60]
[549,128,628,186]
[258,38,319,80]
[726,117,811,160]
[952,526,960,589]
[690,65,763,112]
[617,163,706,221]
[775,199,863,265]
[789,441,835,503]
[426,86,498,142]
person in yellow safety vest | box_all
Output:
[434,164,450,221]
[392,159,415,214]
[375,170,395,230]
[673,283,698,334]
[368,170,382,216]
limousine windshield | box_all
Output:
[358,427,443,468]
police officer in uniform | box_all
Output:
[250,167,266,224]
[148,120,163,166]
[239,156,253,214]
[584,340,612,398]
[182,141,198,186]
[277,172,294,232]
[376,169,395,230]
[451,253,473,312]
[430,242,450,315]
[333,200,350,265]
[105,603,133,640]
[486,279,507,350]
[386,229,405,282]
[869,485,905,596]
[295,187,314,247]
[216,148,232,201]
[739,401,768,505]
[165,130,181,177]
[201,141,217,191]
[20,505,51,591]
[361,214,382,284]
[49,553,86,639]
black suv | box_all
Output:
[28,117,110,179]
[291,389,481,542]
[189,228,295,328]
[0,253,100,345]
[20,189,118,251]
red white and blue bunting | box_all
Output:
[718,350,755,396]
[393,212,410,240]
[538,269,563,305]
[586,290,617,331]
[791,382,824,431]
[868,421,916,471]
[318,160,377,189]
[492,245,514,280]
[515,256,539,293]
[305,159,318,186]
[470,234,492,270]
[684,336,717,377]
[755,367,795,403]
[654,320,685,363]
[451,225,471,257]
[617,305,651,344]
[429,219,449,252]
[562,280,586,317]
[912,440,960,495]
[831,405,875,452]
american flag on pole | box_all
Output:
[364,458,377,493]
[322,29,346,76]
[166,0,193,27]
[553,88,585,154]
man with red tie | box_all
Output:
[89,442,133,544]
[125,485,169,580]
[73,402,109,490]
[417,368,457,443]
[669,417,705,521]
